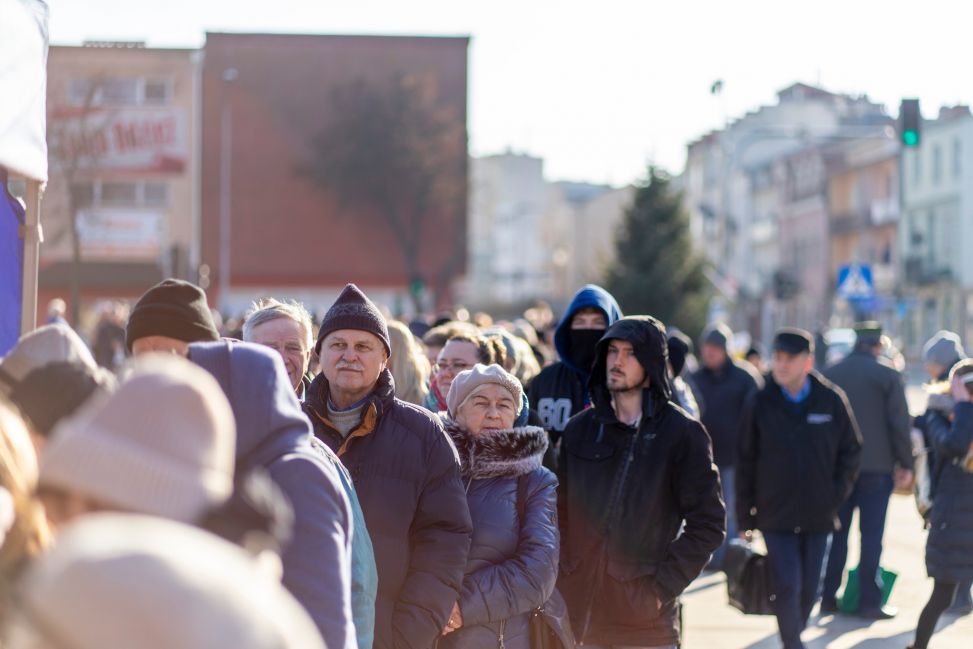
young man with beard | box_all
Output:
[737,328,862,649]
[528,285,622,449]
[557,316,725,649]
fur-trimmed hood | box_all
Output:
[442,418,548,480]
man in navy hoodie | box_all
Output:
[528,285,622,448]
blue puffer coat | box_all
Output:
[925,402,973,583]
[441,419,564,649]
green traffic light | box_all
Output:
[903,130,919,147]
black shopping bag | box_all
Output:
[725,539,775,615]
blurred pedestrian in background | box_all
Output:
[737,328,862,649]
[821,322,912,620]
[692,322,763,571]
[386,319,431,407]
[908,360,973,649]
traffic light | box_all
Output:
[899,99,921,147]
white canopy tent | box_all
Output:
[0,0,49,336]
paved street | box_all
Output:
[684,385,973,649]
[681,483,973,648]
[680,381,972,648]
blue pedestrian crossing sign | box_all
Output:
[837,264,875,302]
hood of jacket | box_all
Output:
[442,418,548,480]
[553,285,623,376]
[188,341,312,466]
[587,316,673,415]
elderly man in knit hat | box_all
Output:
[126,279,221,356]
[820,322,912,619]
[303,284,472,649]
[691,321,763,570]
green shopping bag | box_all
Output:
[837,565,897,613]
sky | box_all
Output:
[48,0,973,186]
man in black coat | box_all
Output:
[737,328,862,649]
[303,284,473,649]
[820,323,912,619]
[691,322,763,569]
[557,316,725,649]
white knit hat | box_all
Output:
[446,363,524,417]
[0,324,99,398]
[10,513,325,649]
[39,354,235,524]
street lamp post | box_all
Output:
[218,67,238,314]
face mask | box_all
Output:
[568,329,605,373]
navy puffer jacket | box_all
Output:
[304,369,472,649]
[925,402,973,583]
[440,419,562,649]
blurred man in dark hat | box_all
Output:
[820,322,912,619]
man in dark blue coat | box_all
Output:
[737,328,862,649]
[304,284,473,649]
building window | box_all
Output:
[912,150,922,188]
[100,181,138,205]
[142,80,172,105]
[101,78,139,106]
[69,183,95,208]
[67,77,171,107]
[954,138,962,179]
[932,144,942,185]
[72,180,168,208]
[142,182,169,206]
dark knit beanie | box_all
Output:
[126,279,220,352]
[667,333,690,377]
[701,322,733,351]
[315,284,390,356]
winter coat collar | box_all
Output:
[306,368,396,423]
[442,418,548,479]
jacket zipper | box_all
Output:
[579,422,644,644]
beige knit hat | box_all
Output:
[0,324,99,398]
[446,363,524,417]
[39,354,235,524]
[10,513,325,649]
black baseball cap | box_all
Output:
[773,328,813,355]
[854,321,883,346]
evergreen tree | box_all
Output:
[604,166,710,337]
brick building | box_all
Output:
[200,33,469,316]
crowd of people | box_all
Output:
[0,278,970,649]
